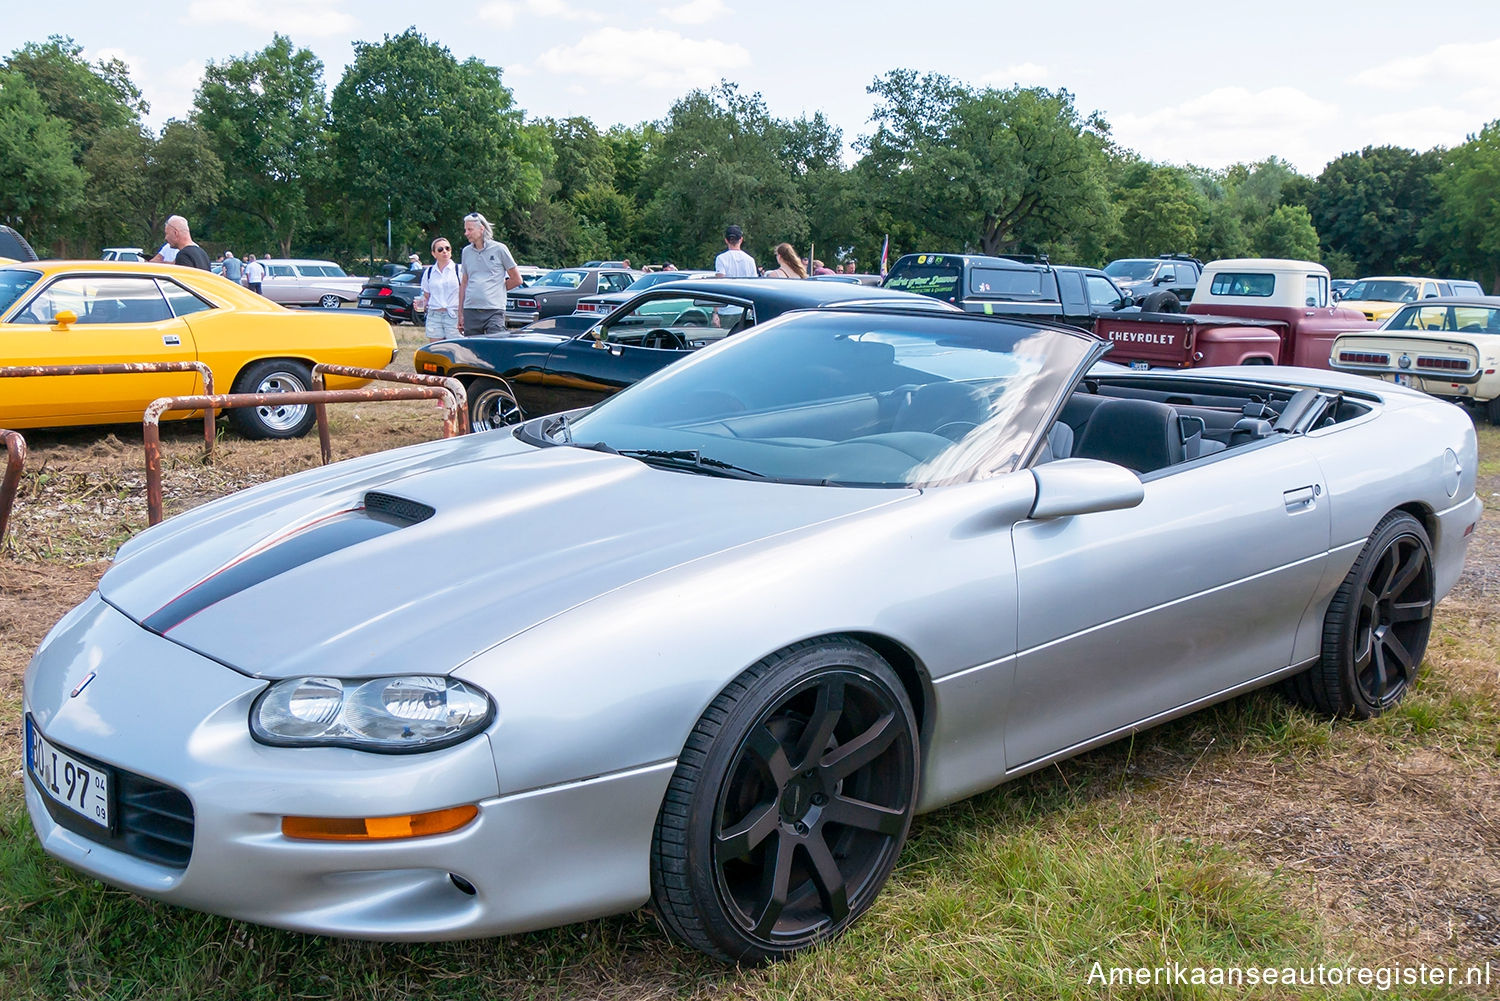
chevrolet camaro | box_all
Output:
[0,261,396,438]
[24,306,1480,962]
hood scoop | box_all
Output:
[140,492,432,635]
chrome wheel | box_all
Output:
[319,294,342,309]
[227,360,315,439]
[469,382,523,432]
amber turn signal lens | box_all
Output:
[282,805,479,841]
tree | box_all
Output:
[84,122,224,250]
[1426,122,1500,291]
[1110,162,1204,259]
[0,71,85,247]
[860,71,1113,256]
[641,83,808,267]
[1252,203,1321,260]
[1306,146,1440,275]
[545,117,615,202]
[5,35,147,160]
[194,35,329,256]
[328,29,548,262]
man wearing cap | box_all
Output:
[714,225,756,278]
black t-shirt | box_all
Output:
[174,244,211,270]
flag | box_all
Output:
[879,234,890,277]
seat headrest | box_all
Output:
[1073,398,1184,473]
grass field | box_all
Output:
[2,334,1496,1000]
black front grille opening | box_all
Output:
[364,491,436,525]
[116,775,195,869]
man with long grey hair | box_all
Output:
[457,212,522,336]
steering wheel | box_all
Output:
[646,329,689,350]
[932,421,978,441]
[677,309,710,327]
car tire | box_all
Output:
[650,638,919,963]
[1283,511,1434,718]
[319,294,342,309]
[467,378,523,432]
[1486,396,1500,426]
[226,359,315,439]
[1139,290,1181,314]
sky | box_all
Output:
[4,0,1498,175]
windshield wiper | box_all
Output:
[614,448,766,480]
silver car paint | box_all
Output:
[23,362,1482,940]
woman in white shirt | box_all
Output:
[418,237,462,340]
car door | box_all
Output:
[2,275,199,422]
[1004,435,1330,769]
[539,293,751,411]
[261,263,299,305]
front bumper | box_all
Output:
[23,593,673,940]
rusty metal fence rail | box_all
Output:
[0,362,217,456]
[310,363,470,463]
[143,385,460,525]
[0,429,26,544]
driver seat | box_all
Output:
[1073,398,1185,473]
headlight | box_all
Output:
[251,676,494,752]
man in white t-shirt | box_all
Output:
[148,242,178,264]
[714,224,756,278]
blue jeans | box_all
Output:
[425,309,459,340]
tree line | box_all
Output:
[3,32,1498,289]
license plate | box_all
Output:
[1130,360,1151,371]
[359,298,373,307]
[1394,373,1411,387]
[25,716,111,829]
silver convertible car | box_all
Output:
[24,306,1481,962]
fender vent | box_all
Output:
[364,491,435,525]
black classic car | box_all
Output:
[505,267,640,327]
[416,279,955,430]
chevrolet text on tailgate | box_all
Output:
[1095,259,1374,370]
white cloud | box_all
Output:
[1362,105,1486,154]
[185,0,355,36]
[1111,86,1340,172]
[87,45,204,131]
[978,62,1051,88]
[659,0,730,25]
[531,28,749,91]
[1350,37,1500,92]
[479,0,605,27]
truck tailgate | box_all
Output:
[1094,313,1284,368]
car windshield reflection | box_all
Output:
[543,311,1095,488]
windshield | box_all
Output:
[555,311,1095,487]
[882,259,962,303]
[1386,304,1500,333]
[537,270,586,289]
[1343,279,1420,303]
[0,269,42,317]
[1104,260,1158,281]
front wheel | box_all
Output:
[1284,511,1434,717]
[1486,396,1500,426]
[651,638,919,963]
[226,360,315,439]
[318,294,342,309]
[467,379,523,432]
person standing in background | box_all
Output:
[148,241,177,264]
[457,212,521,336]
[418,236,462,340]
[221,251,243,284]
[165,216,211,270]
[244,254,265,295]
[763,243,807,279]
[714,225,756,277]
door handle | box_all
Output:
[1283,484,1319,511]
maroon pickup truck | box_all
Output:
[1094,258,1374,369]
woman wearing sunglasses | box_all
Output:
[418,237,462,340]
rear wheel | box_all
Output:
[318,294,342,309]
[1284,511,1434,717]
[226,360,315,439]
[650,638,918,962]
[1486,396,1500,426]
[467,378,523,432]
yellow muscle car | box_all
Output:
[0,261,396,438]
[1337,276,1452,323]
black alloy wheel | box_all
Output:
[1286,511,1434,717]
[651,639,918,962]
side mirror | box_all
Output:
[1155,273,1173,285]
[1423,291,1438,299]
[1115,296,1133,310]
[53,309,77,330]
[1030,458,1144,519]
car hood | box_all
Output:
[98,433,910,679]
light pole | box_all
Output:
[386,196,392,261]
